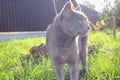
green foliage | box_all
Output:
[96,20,106,27]
[101,0,120,27]
[0,31,120,80]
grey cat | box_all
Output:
[46,1,89,80]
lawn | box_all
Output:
[0,30,120,80]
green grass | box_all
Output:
[0,30,120,80]
[86,30,120,80]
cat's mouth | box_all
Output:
[73,30,88,37]
[79,31,88,36]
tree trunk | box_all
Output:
[51,0,57,16]
[113,16,116,37]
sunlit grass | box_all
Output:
[0,30,120,80]
[86,31,120,80]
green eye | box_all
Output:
[79,20,88,24]
[83,20,86,23]
[83,20,88,24]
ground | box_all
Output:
[0,30,120,80]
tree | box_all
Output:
[89,4,96,10]
[83,1,96,10]
[101,0,117,36]
[114,0,120,26]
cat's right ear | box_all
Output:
[61,1,72,19]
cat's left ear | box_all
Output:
[61,1,72,19]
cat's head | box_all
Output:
[59,1,90,37]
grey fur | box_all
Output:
[46,1,89,80]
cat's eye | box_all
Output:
[83,20,87,23]
[83,20,88,24]
[79,20,88,24]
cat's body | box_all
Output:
[46,1,89,80]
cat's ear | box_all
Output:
[61,1,72,19]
